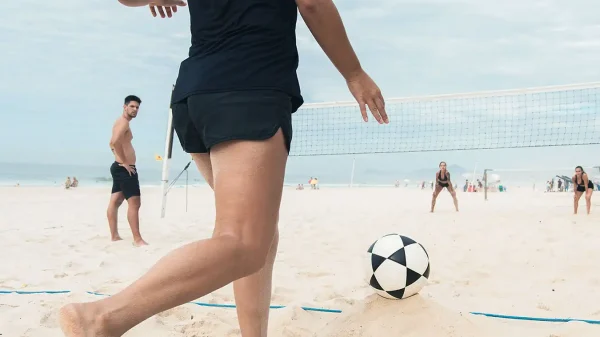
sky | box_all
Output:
[2,0,600,181]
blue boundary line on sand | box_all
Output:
[470,312,600,325]
[86,291,342,313]
[3,290,600,321]
[0,290,71,294]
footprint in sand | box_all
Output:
[536,302,551,311]
[53,272,68,279]
[40,310,60,328]
[155,306,195,324]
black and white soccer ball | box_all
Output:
[365,233,430,299]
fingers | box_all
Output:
[358,100,368,122]
[375,93,388,124]
[157,6,166,17]
[151,4,184,18]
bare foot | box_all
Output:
[111,236,123,242]
[133,239,149,247]
[59,303,112,337]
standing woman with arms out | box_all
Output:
[431,161,459,212]
[59,0,388,336]
[572,166,594,214]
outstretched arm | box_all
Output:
[296,0,362,81]
[584,174,590,191]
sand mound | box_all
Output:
[316,294,494,337]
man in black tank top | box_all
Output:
[59,0,389,335]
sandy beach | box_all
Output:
[1,185,600,336]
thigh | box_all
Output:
[172,99,208,154]
[191,153,214,188]
[111,180,122,194]
[210,128,288,250]
[110,191,125,205]
[110,162,123,194]
[447,184,456,194]
[432,185,443,196]
[121,173,141,201]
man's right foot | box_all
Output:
[59,303,113,337]
[133,238,149,247]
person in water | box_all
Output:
[431,161,459,212]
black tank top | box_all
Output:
[171,0,303,112]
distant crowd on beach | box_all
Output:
[65,176,79,189]
[296,177,319,190]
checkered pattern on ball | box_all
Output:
[365,234,430,299]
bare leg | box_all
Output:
[430,185,442,212]
[107,193,124,241]
[585,189,593,215]
[191,152,280,337]
[59,129,289,337]
[233,226,278,337]
[448,186,459,212]
[574,192,583,214]
[125,196,147,246]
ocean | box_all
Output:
[0,159,591,190]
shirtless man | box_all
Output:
[107,95,148,246]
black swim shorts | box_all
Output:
[110,162,141,199]
[171,90,293,154]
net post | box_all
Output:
[160,85,176,218]
[483,169,491,201]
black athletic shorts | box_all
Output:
[171,90,293,154]
[110,161,141,199]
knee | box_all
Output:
[109,199,124,208]
[586,196,592,202]
[220,233,275,276]
[127,197,141,209]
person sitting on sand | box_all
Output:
[65,177,72,189]
[71,177,79,188]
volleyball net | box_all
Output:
[160,82,600,217]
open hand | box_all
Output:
[346,70,388,124]
[149,0,186,18]
[119,164,137,176]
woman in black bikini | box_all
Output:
[572,165,594,214]
[431,161,459,212]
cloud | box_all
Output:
[1,0,600,166]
